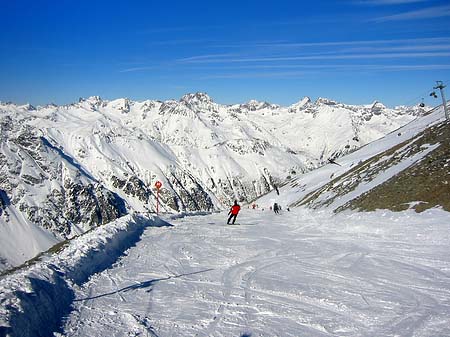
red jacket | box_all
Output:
[230,205,240,215]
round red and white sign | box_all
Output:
[154,181,162,189]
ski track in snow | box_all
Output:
[62,209,450,337]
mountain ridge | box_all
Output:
[256,104,448,214]
[0,93,426,269]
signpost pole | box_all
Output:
[154,181,162,216]
[156,188,159,215]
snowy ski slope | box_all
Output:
[60,209,450,336]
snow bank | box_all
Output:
[0,213,164,337]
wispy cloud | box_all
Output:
[210,37,450,50]
[174,36,450,68]
[178,52,450,64]
[199,64,450,80]
[138,23,234,35]
[200,71,307,80]
[373,64,450,70]
[120,37,450,74]
[354,0,428,5]
[180,53,240,62]
[373,4,450,21]
[119,66,158,73]
[199,64,450,71]
[339,44,450,53]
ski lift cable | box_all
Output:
[399,89,434,107]
[397,85,438,106]
[400,79,449,107]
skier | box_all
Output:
[227,200,241,225]
[273,202,280,214]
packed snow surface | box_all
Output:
[57,208,450,337]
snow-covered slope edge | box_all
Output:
[308,119,449,213]
[0,213,164,337]
[256,105,449,212]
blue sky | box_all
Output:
[1,0,450,107]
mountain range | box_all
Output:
[0,93,426,269]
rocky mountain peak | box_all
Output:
[107,98,131,113]
[240,100,277,111]
[315,97,338,106]
[178,92,217,114]
[78,95,103,103]
[76,96,106,111]
[288,97,311,112]
[86,96,103,104]
[181,92,213,105]
[19,103,36,111]
[371,100,386,110]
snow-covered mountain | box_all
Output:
[0,93,424,269]
[0,113,127,270]
[257,104,449,214]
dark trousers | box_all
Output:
[227,214,237,224]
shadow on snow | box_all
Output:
[0,189,10,216]
[75,268,214,302]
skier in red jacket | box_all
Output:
[227,200,241,225]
